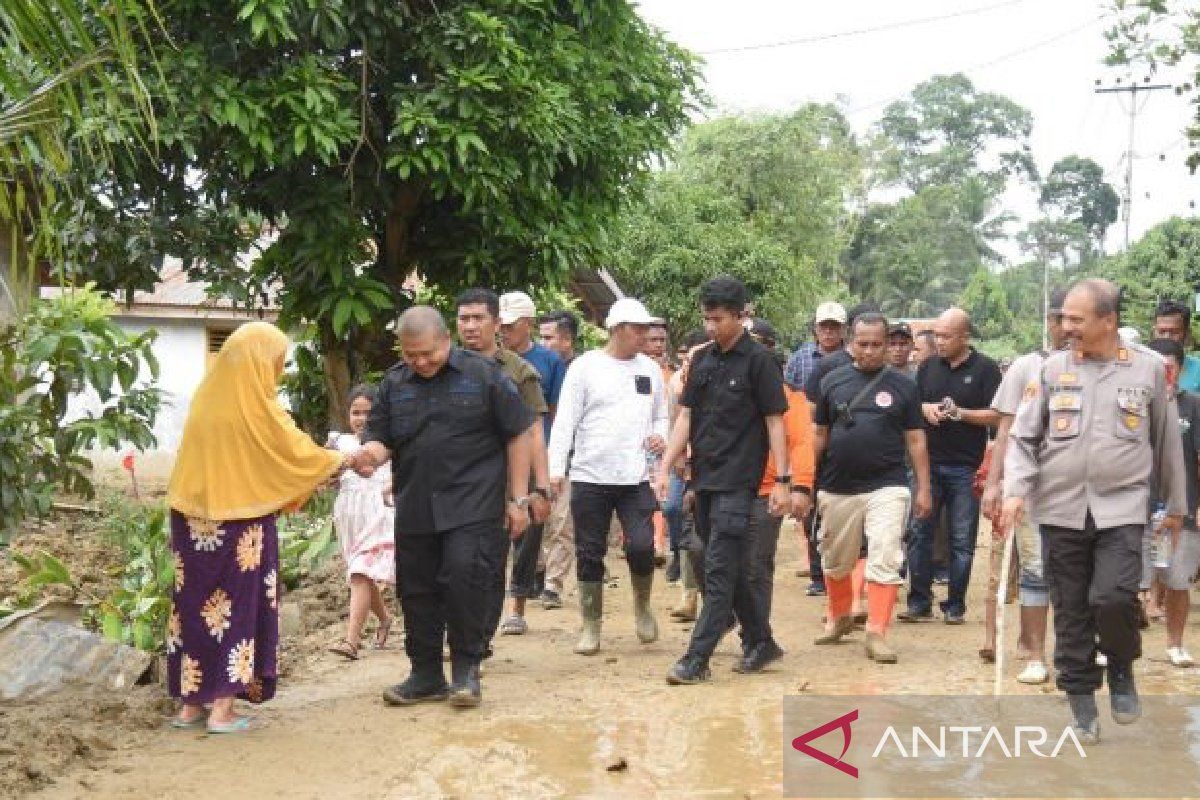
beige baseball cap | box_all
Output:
[815,301,848,325]
[499,291,537,324]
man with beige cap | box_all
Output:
[785,301,847,392]
[495,290,565,637]
[548,297,669,654]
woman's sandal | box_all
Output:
[328,639,359,660]
[207,715,255,734]
[374,617,394,650]
[170,712,208,730]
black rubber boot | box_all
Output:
[382,672,450,706]
[448,659,482,708]
[1068,693,1100,745]
[1107,662,1141,725]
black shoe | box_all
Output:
[382,675,450,706]
[666,657,712,685]
[449,661,482,708]
[897,608,933,622]
[805,583,826,597]
[1107,662,1141,724]
[733,640,785,674]
[943,611,965,625]
[538,589,563,609]
[1068,693,1101,744]
[666,553,681,583]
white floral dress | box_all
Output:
[331,434,396,584]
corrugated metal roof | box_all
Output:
[41,257,280,318]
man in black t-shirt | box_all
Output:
[901,308,1001,625]
[812,313,931,663]
[657,276,794,685]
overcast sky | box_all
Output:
[634,0,1198,260]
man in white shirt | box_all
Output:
[548,298,670,655]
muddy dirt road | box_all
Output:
[27,522,1199,799]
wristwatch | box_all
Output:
[511,495,532,510]
[775,474,792,486]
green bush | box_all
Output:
[0,286,160,544]
[87,497,174,652]
[278,488,338,590]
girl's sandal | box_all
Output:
[374,617,394,650]
[328,639,359,660]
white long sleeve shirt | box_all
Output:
[548,350,669,485]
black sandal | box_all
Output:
[329,639,359,660]
[374,617,394,650]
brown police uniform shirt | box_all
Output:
[493,348,548,416]
[1004,344,1187,530]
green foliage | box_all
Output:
[874,73,1037,194]
[0,0,159,306]
[281,337,330,438]
[1106,1,1200,171]
[959,268,1014,340]
[677,106,863,285]
[1102,216,1200,334]
[278,489,337,590]
[608,106,858,339]
[88,499,173,652]
[0,549,78,619]
[0,287,160,541]
[57,0,702,424]
[1039,156,1120,250]
[846,180,1009,318]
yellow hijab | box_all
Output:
[167,322,342,520]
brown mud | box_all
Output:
[8,520,1199,799]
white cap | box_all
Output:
[499,291,537,324]
[815,301,847,325]
[605,298,656,329]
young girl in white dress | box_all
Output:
[328,385,395,660]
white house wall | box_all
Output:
[65,317,295,489]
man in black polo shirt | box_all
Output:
[811,312,931,663]
[349,307,534,708]
[657,276,794,685]
[901,307,1001,624]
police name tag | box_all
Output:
[1049,391,1081,411]
[1116,386,1150,417]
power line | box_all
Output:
[1095,80,1173,249]
[699,0,1029,55]
[843,14,1108,116]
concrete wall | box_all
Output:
[65,317,212,488]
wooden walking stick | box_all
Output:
[993,525,1016,697]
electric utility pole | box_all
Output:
[1095,80,1171,249]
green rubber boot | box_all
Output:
[573,581,603,655]
[631,573,659,644]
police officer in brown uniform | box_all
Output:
[1002,279,1187,743]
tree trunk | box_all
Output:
[320,328,353,433]
[320,181,424,425]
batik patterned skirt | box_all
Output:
[167,510,280,704]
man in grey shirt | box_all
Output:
[1002,279,1187,743]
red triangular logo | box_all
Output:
[791,709,859,778]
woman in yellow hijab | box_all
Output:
[166,322,342,733]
